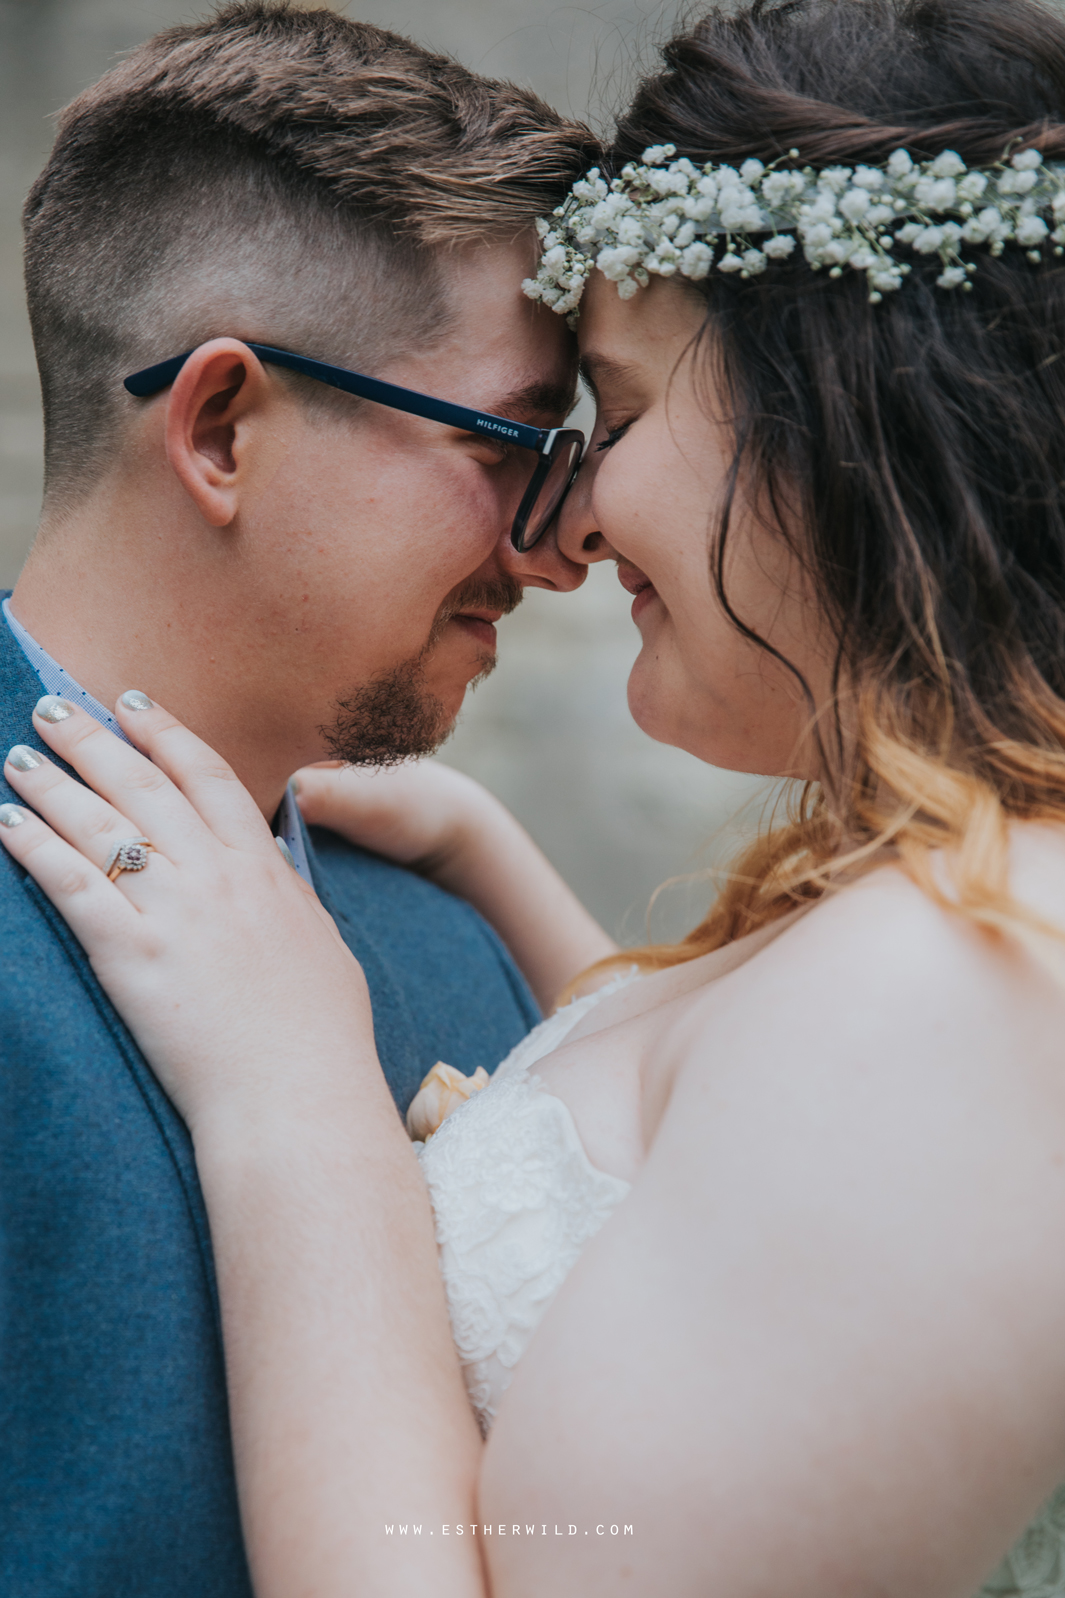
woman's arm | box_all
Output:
[294,761,618,1010]
[0,701,486,1598]
[196,1079,484,1598]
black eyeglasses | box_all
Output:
[124,342,585,552]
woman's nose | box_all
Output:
[554,453,612,565]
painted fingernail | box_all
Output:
[120,690,154,711]
[7,746,43,772]
[0,804,27,827]
[35,695,74,724]
[275,836,298,870]
[288,776,301,796]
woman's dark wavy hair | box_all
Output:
[599,0,1065,973]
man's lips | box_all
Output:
[616,564,657,623]
[451,609,503,647]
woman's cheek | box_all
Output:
[592,447,665,559]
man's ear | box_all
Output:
[164,339,277,528]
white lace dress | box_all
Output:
[416,976,632,1434]
[416,979,1065,1595]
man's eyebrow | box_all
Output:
[493,378,578,424]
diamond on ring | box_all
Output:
[104,836,154,881]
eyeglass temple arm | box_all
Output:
[123,343,549,453]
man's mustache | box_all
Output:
[428,576,524,644]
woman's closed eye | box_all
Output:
[595,421,634,452]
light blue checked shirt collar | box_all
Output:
[1,595,311,883]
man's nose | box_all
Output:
[496,512,589,592]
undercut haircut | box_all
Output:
[23,0,599,511]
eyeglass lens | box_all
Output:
[514,436,584,551]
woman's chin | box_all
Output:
[626,667,770,770]
[626,666,705,754]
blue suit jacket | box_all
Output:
[0,604,537,1596]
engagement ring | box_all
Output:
[104,837,154,881]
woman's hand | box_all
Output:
[293,758,501,873]
[0,693,376,1135]
[294,757,619,1011]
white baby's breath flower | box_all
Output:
[912,224,946,253]
[719,200,764,231]
[914,176,957,210]
[839,187,872,220]
[761,170,796,206]
[819,166,853,194]
[930,150,966,178]
[958,171,989,201]
[523,141,1065,316]
[615,215,645,247]
[962,215,992,243]
[679,240,714,279]
[802,221,835,248]
[1016,214,1049,246]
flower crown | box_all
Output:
[522,143,1065,317]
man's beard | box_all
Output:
[319,576,522,767]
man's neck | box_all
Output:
[12,522,303,821]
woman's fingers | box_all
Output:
[0,800,143,947]
[19,697,218,862]
[111,692,274,850]
[3,738,168,892]
[25,693,268,858]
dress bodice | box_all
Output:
[417,972,1065,1594]
[416,974,634,1433]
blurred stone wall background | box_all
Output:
[0,0,771,941]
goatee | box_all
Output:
[319,576,521,767]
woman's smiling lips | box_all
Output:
[616,562,657,623]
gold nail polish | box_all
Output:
[120,690,154,711]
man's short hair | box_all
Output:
[23,0,599,510]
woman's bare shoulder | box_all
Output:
[674,828,1065,1093]
[486,837,1065,1598]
